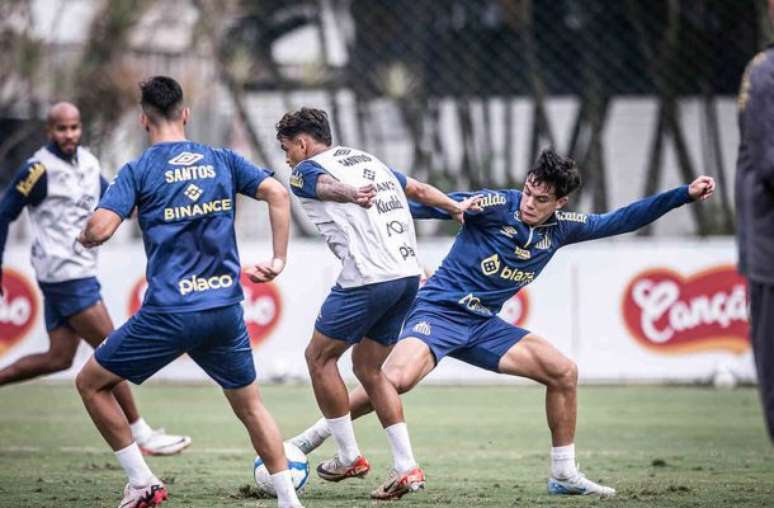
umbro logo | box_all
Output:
[184,183,203,201]
[412,321,432,336]
[169,152,204,166]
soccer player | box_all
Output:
[276,108,478,499]
[0,102,190,456]
[75,77,302,508]
[291,149,716,498]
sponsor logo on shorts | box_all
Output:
[0,268,38,357]
[178,273,234,295]
[412,321,432,336]
[168,152,204,166]
[622,266,749,354]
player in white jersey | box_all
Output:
[0,102,190,456]
[276,108,478,500]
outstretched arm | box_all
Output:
[245,178,290,283]
[78,209,123,248]
[403,178,480,223]
[562,176,715,244]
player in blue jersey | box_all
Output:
[0,102,190,456]
[291,149,716,498]
[75,77,303,508]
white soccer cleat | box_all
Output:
[137,428,192,456]
[118,478,168,508]
[547,470,616,497]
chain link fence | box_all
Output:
[1,0,769,238]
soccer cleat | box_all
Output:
[316,455,370,482]
[370,466,426,500]
[547,470,616,497]
[137,428,192,456]
[118,478,168,508]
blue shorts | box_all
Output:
[315,276,420,346]
[38,277,102,332]
[399,300,530,372]
[95,303,256,389]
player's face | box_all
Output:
[279,136,306,168]
[519,177,568,226]
[48,113,82,156]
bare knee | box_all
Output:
[352,361,380,387]
[383,364,416,394]
[47,353,74,373]
[549,360,578,391]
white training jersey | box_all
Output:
[26,146,102,282]
[293,146,422,288]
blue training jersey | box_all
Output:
[98,141,273,312]
[410,186,694,317]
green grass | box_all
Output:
[0,383,772,507]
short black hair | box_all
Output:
[275,107,332,145]
[139,76,183,122]
[526,149,581,199]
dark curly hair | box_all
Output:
[275,107,332,145]
[139,76,183,122]
[526,149,582,198]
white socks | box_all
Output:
[385,422,417,473]
[129,417,153,444]
[115,442,155,487]
[551,443,578,479]
[326,413,361,465]
[271,470,301,507]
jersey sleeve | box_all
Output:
[289,160,327,199]
[559,185,693,245]
[97,163,137,219]
[225,149,274,199]
[99,175,109,198]
[0,160,48,274]
[390,168,408,189]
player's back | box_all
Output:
[294,146,422,287]
[100,141,271,312]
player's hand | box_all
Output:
[451,195,484,224]
[246,258,286,283]
[352,184,376,208]
[77,229,100,248]
[688,176,715,201]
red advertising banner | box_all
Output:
[0,268,38,356]
[622,266,749,354]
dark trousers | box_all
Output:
[750,281,774,443]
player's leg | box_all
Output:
[0,325,80,384]
[488,327,614,497]
[749,281,774,442]
[75,311,178,508]
[189,304,302,508]
[305,330,370,480]
[69,301,191,456]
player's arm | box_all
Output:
[316,174,375,207]
[0,161,47,294]
[79,163,137,248]
[78,209,122,248]
[403,178,480,224]
[247,178,290,283]
[561,176,715,244]
[745,67,774,189]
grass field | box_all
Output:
[0,383,772,507]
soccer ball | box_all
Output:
[254,442,310,496]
